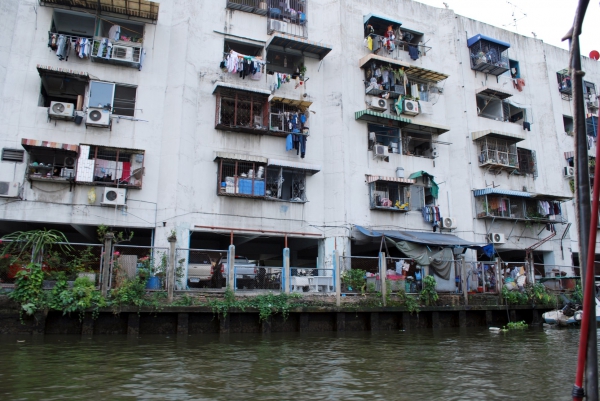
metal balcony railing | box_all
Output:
[267,0,308,38]
[226,0,269,16]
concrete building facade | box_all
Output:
[0,0,598,287]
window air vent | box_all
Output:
[1,148,24,162]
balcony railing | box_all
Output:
[475,196,567,224]
[364,33,432,60]
[226,0,269,15]
[267,0,307,38]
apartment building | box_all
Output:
[0,0,597,287]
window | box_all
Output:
[467,36,510,76]
[267,49,303,75]
[218,159,266,197]
[39,70,87,107]
[509,59,520,78]
[2,149,24,163]
[476,95,527,124]
[477,137,518,168]
[410,185,425,211]
[215,88,269,134]
[517,148,537,177]
[368,124,400,152]
[51,9,95,37]
[77,145,144,188]
[88,81,137,116]
[96,17,144,43]
[25,147,77,182]
[563,115,574,135]
[370,181,410,211]
[557,69,572,98]
[584,81,596,100]
[266,167,307,201]
[270,101,310,135]
[224,39,263,58]
[402,131,433,158]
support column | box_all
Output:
[177,313,188,336]
[167,234,176,302]
[461,257,468,305]
[127,313,140,336]
[219,314,230,334]
[81,313,94,336]
[370,312,379,331]
[334,249,341,307]
[283,248,290,294]
[101,232,114,297]
[402,312,411,331]
[459,310,467,328]
[32,310,47,335]
[299,313,309,332]
[486,310,493,327]
[432,311,440,329]
[262,317,272,334]
[532,309,541,326]
[509,309,516,323]
[228,245,235,291]
[379,252,387,307]
[336,312,345,331]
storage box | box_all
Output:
[238,179,265,195]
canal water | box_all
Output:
[0,328,595,400]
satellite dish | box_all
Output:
[590,50,599,60]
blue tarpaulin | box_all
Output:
[355,226,484,248]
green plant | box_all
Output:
[341,269,366,292]
[172,294,195,306]
[1,229,73,263]
[109,277,148,312]
[572,281,583,304]
[397,290,420,314]
[569,179,575,194]
[505,320,528,330]
[68,247,99,274]
[525,283,556,305]
[97,224,134,244]
[56,277,106,320]
[501,286,529,305]
[367,282,376,293]
[419,275,439,306]
[9,263,45,316]
[205,288,302,321]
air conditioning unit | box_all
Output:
[64,156,76,168]
[112,45,134,62]
[373,144,387,158]
[563,166,575,178]
[86,107,111,128]
[0,181,20,198]
[269,20,288,32]
[488,232,506,244]
[441,217,457,229]
[369,98,388,111]
[402,99,420,116]
[48,101,75,119]
[101,187,126,206]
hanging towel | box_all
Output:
[408,45,419,60]
[286,134,294,151]
[523,121,531,131]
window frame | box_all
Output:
[369,181,410,212]
[88,80,137,117]
[215,88,269,134]
[24,147,78,183]
[77,144,145,189]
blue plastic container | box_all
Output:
[146,276,161,290]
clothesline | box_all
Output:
[223,50,266,63]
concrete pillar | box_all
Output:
[127,313,140,336]
[532,310,541,326]
[177,313,188,336]
[299,313,309,332]
[334,249,340,307]
[486,310,493,327]
[402,312,410,331]
[370,312,379,331]
[283,248,290,294]
[228,245,235,291]
[101,232,114,297]
[509,309,516,322]
[379,252,387,307]
[461,257,468,305]
[336,312,345,331]
[459,311,467,328]
[167,234,176,302]
[219,314,230,334]
[81,313,94,336]
[32,310,47,335]
[262,317,272,334]
[432,311,440,329]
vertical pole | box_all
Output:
[167,234,176,302]
[101,232,114,297]
[379,252,387,307]
[334,249,340,307]
[461,256,468,305]
[228,245,235,292]
[283,247,290,294]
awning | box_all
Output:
[476,86,512,100]
[212,82,272,96]
[467,34,510,50]
[473,188,532,198]
[355,109,411,127]
[365,175,415,184]
[355,226,484,247]
[214,152,267,164]
[359,54,449,82]
[408,170,438,198]
[271,96,313,111]
[401,26,424,37]
[36,64,90,82]
[21,138,78,153]
[472,129,526,142]
[268,159,321,175]
[39,0,159,23]
[266,33,332,60]
[403,120,451,135]
[564,151,574,159]
[363,13,402,28]
[530,193,573,201]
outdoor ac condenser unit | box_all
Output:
[403,99,420,116]
[488,232,506,244]
[269,20,288,32]
[563,166,575,178]
[101,187,126,206]
[0,181,20,198]
[369,98,388,111]
[441,217,457,229]
[86,107,111,128]
[48,101,75,119]
[112,45,134,62]
[373,144,387,159]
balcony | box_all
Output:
[467,34,510,76]
[473,188,569,224]
[40,0,159,24]
[367,175,415,212]
[226,0,269,16]
[362,14,431,61]
[267,0,308,38]
[472,130,525,174]
[91,39,143,69]
[21,139,79,186]
[557,69,572,100]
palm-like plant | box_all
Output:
[1,229,73,263]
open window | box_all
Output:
[88,81,137,116]
[472,130,524,174]
[564,115,574,136]
[76,144,144,188]
[265,167,306,202]
[509,59,520,78]
[474,190,568,223]
[517,148,537,177]
[214,84,270,134]
[41,0,159,24]
[21,139,79,184]
[367,124,401,154]
[224,39,263,58]
[50,9,95,37]
[584,81,596,100]
[266,49,303,75]
[557,69,572,100]
[267,0,308,38]
[402,131,433,158]
[368,177,411,212]
[37,65,89,111]
[269,98,311,137]
[476,94,527,125]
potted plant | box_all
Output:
[68,247,99,285]
[341,268,367,293]
[1,228,73,264]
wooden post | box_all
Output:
[228,245,235,291]
[167,234,177,302]
[101,232,114,297]
[334,249,341,307]
[283,248,290,294]
[379,252,387,307]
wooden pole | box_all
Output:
[101,232,114,297]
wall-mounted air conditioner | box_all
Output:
[488,232,506,244]
[0,181,20,198]
[112,45,134,62]
[64,156,76,168]
[269,20,288,32]
[563,166,575,178]
[48,101,75,119]
[403,99,420,115]
[441,217,457,229]
[86,107,111,128]
[373,144,388,159]
[369,98,388,111]
[101,187,126,206]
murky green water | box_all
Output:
[0,328,595,400]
